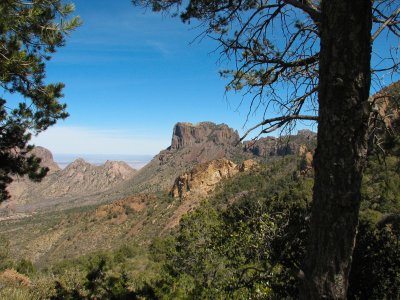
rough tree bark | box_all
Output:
[301,0,372,299]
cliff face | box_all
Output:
[170,158,239,199]
[125,122,251,194]
[165,158,257,229]
[170,158,258,200]
[170,122,240,150]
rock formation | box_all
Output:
[170,158,239,199]
[170,122,240,150]
[243,129,317,157]
[124,122,252,194]
[2,149,137,214]
[124,122,317,195]
[170,158,257,200]
[165,158,257,230]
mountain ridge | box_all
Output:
[1,121,316,216]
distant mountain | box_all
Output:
[1,122,316,216]
[120,122,254,194]
[243,129,317,157]
[2,151,137,215]
[27,158,135,199]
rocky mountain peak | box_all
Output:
[170,122,240,150]
[67,158,91,168]
[103,160,135,180]
[3,151,137,213]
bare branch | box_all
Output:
[240,114,319,142]
[282,0,321,23]
[372,6,400,41]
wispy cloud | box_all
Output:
[145,40,172,56]
[31,126,170,155]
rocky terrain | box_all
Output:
[0,121,317,266]
[122,123,315,195]
[1,154,137,216]
[5,147,61,203]
[26,159,135,200]
[120,122,253,194]
[170,158,257,200]
[1,122,315,217]
[243,129,317,157]
[165,158,258,230]
[0,157,260,264]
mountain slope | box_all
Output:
[2,122,316,216]
[121,122,254,194]
[1,154,137,215]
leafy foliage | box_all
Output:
[0,0,80,201]
[145,158,312,299]
[348,219,400,300]
[145,154,400,299]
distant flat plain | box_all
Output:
[53,153,153,169]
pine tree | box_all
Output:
[0,0,80,201]
[133,0,399,298]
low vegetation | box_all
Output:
[0,147,399,299]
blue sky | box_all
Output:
[32,0,255,155]
[31,0,398,155]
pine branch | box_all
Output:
[240,114,319,142]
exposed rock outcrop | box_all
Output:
[170,158,239,199]
[170,158,257,200]
[126,122,251,194]
[370,81,400,133]
[165,158,257,230]
[239,159,258,172]
[0,269,31,286]
[170,122,240,150]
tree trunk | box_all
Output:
[301,0,372,299]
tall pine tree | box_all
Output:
[133,0,399,298]
[0,0,80,201]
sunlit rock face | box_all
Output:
[170,122,240,150]
[170,158,258,200]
